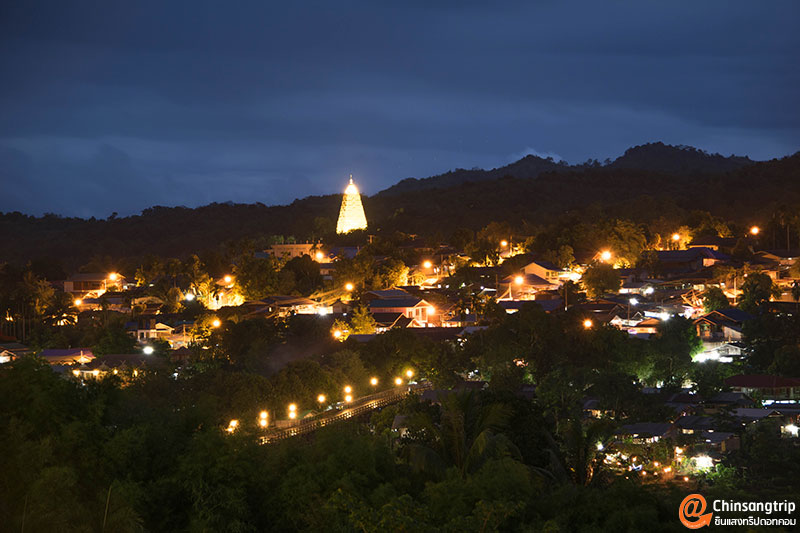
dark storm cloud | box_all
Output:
[0,0,798,217]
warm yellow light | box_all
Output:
[259,418,268,428]
[315,251,324,261]
[73,298,82,306]
[675,447,683,455]
[92,369,100,377]
[583,319,593,329]
[663,466,672,473]
[288,403,297,411]
[370,377,378,386]
[333,329,342,339]
[288,411,297,419]
[72,369,80,377]
[223,275,232,284]
[317,394,326,403]
[500,240,508,247]
[344,385,352,394]
[211,319,221,328]
[514,275,524,285]
[112,369,117,375]
[108,272,118,281]
[422,260,432,269]
[600,250,612,262]
[683,476,690,482]
[653,461,659,467]
[405,369,414,378]
[394,377,403,386]
[133,370,138,377]
[344,394,353,403]
[259,410,268,419]
[671,233,680,241]
[345,282,354,292]
[750,225,760,235]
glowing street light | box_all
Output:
[423,260,432,269]
[72,369,81,377]
[600,250,612,262]
[345,282,354,292]
[317,394,326,404]
[223,275,233,284]
[344,385,352,394]
[315,251,325,261]
[629,298,638,306]
[143,346,154,355]
[394,377,403,386]
[344,394,353,403]
[259,411,268,428]
[288,403,297,419]
[332,329,342,339]
[211,318,222,328]
[750,226,760,236]
[514,275,524,285]
[108,273,119,282]
[405,369,414,379]
[583,319,593,329]
[227,419,239,433]
[73,298,82,306]
[671,233,680,242]
[185,293,195,301]
[500,240,508,248]
[370,377,378,386]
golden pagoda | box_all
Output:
[336,175,368,234]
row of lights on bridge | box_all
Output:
[226,370,415,433]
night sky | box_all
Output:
[1,1,798,218]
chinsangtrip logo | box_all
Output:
[679,493,796,528]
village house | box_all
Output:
[694,308,752,342]
[725,374,800,402]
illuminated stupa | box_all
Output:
[336,175,368,234]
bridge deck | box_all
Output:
[259,382,432,443]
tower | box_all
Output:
[336,175,368,234]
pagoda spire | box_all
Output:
[336,175,368,234]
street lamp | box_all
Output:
[394,377,403,386]
[600,250,612,262]
[671,233,680,242]
[500,240,508,248]
[423,260,432,269]
[370,377,378,386]
[345,282,354,292]
[344,385,352,394]
[143,346,154,355]
[750,226,760,236]
[583,319,593,329]
[185,293,195,301]
[259,411,268,428]
[333,329,342,339]
[108,273,119,282]
[227,419,239,433]
[223,275,233,284]
[344,394,353,403]
[405,369,414,379]
[288,404,297,419]
[317,394,326,404]
[514,275,524,285]
[315,251,325,261]
[73,298,82,306]
[211,318,221,328]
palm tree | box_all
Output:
[403,391,521,478]
[536,417,615,486]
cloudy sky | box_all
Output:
[1,1,798,217]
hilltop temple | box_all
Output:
[336,176,368,234]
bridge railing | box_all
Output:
[259,381,432,443]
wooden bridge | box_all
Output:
[260,382,432,444]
